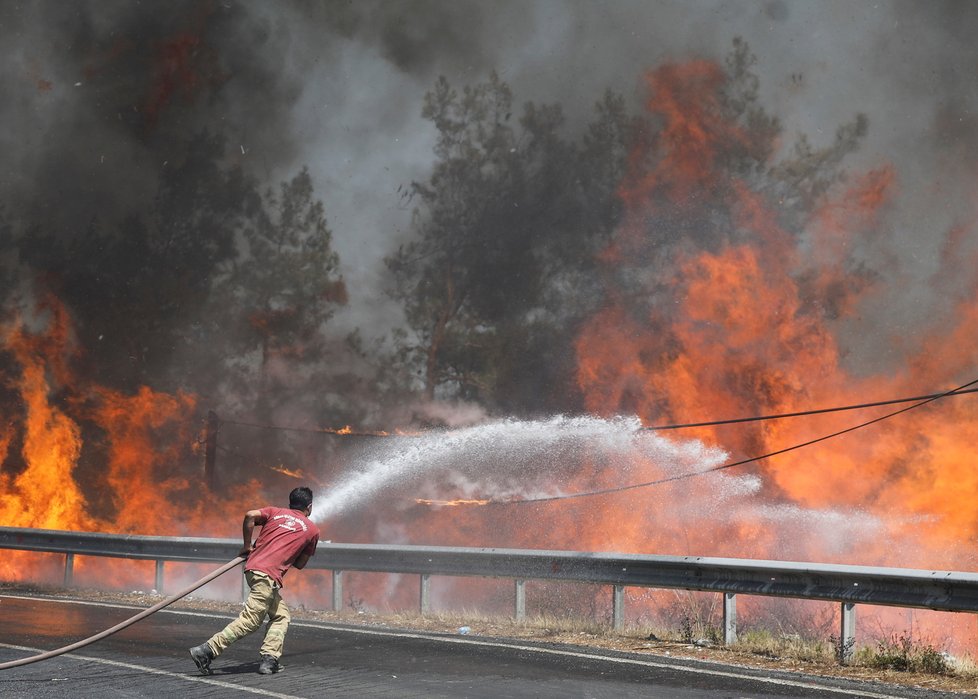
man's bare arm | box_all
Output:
[240,509,264,556]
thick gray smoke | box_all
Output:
[3,1,976,350]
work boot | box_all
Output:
[258,654,281,674]
[189,643,214,675]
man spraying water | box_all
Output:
[189,486,320,676]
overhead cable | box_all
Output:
[490,376,978,505]
[644,387,978,430]
[219,386,978,437]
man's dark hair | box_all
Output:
[289,486,313,511]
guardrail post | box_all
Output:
[612,585,624,631]
[64,553,74,587]
[154,560,164,593]
[840,602,856,664]
[723,592,737,645]
[420,574,431,614]
[515,580,526,621]
[332,570,343,611]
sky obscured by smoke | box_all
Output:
[2,0,977,355]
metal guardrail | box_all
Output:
[3,525,977,662]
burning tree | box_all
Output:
[17,132,255,393]
[204,166,350,475]
[386,74,639,412]
[386,40,867,419]
[577,37,870,434]
[1,132,354,513]
[376,38,978,582]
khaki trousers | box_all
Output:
[206,570,291,659]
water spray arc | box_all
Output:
[308,415,728,521]
[493,375,978,505]
[220,380,978,512]
[219,384,978,438]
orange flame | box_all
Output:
[316,424,393,437]
[0,295,255,586]
[416,498,491,507]
[269,465,327,488]
[271,465,306,479]
[411,56,978,649]
[567,57,978,594]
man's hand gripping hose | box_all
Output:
[0,556,246,670]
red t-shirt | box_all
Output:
[244,506,320,587]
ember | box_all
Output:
[416,498,491,507]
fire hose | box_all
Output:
[0,556,245,670]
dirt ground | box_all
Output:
[3,581,977,696]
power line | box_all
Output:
[644,387,978,430]
[218,387,978,437]
[215,380,978,505]
[486,377,978,506]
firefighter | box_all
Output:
[189,486,320,675]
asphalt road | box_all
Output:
[0,595,968,698]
